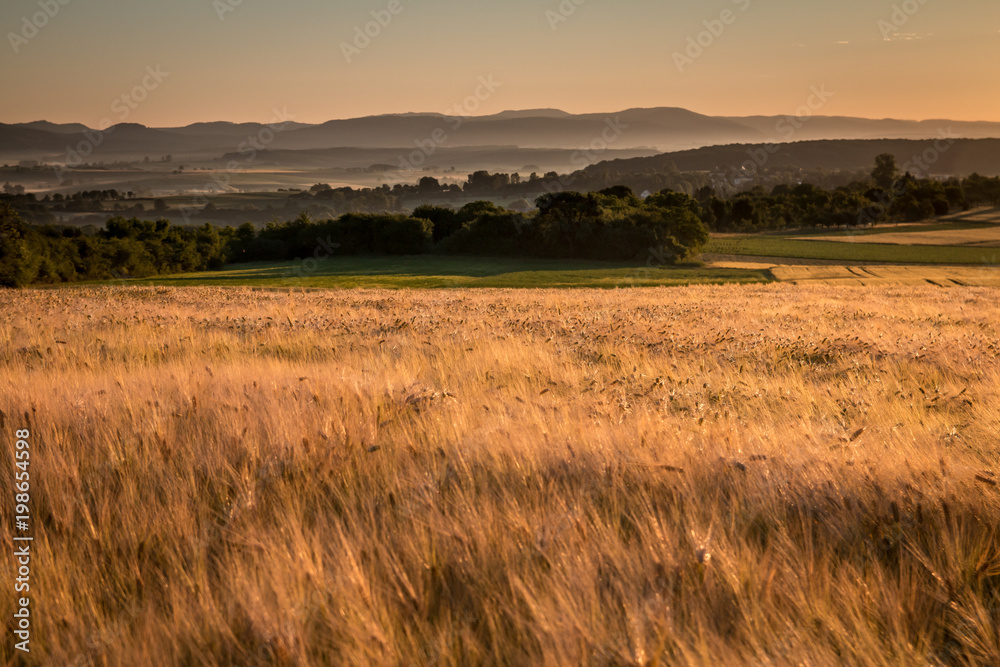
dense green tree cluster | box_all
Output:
[226,213,433,262]
[409,189,707,262]
[426,188,706,261]
[694,183,870,232]
[690,158,1000,233]
[228,189,708,265]
[1,192,55,225]
[307,185,399,213]
[0,204,227,287]
[0,187,711,286]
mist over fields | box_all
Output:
[4,107,1000,199]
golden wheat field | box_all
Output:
[2,285,1000,666]
[768,265,1000,288]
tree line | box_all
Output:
[689,155,1000,233]
[0,188,708,287]
[3,154,999,287]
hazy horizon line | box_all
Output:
[6,106,1000,129]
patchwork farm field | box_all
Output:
[70,209,1000,292]
[88,252,1000,291]
[785,207,1000,243]
[709,209,1000,265]
[85,255,771,290]
[704,236,999,265]
[799,224,1000,248]
[769,264,1000,286]
[2,285,999,665]
[800,228,1000,247]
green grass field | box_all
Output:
[761,207,1000,241]
[76,214,1000,290]
[94,255,771,289]
[785,221,993,239]
[706,235,1000,264]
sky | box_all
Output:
[1,0,999,127]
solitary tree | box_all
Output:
[418,176,441,194]
[872,154,898,191]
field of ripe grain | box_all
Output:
[769,265,1000,287]
[2,286,999,666]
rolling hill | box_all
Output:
[4,108,1000,166]
[579,138,1000,179]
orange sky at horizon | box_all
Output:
[2,0,998,127]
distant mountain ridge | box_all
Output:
[13,121,92,135]
[3,108,1000,164]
